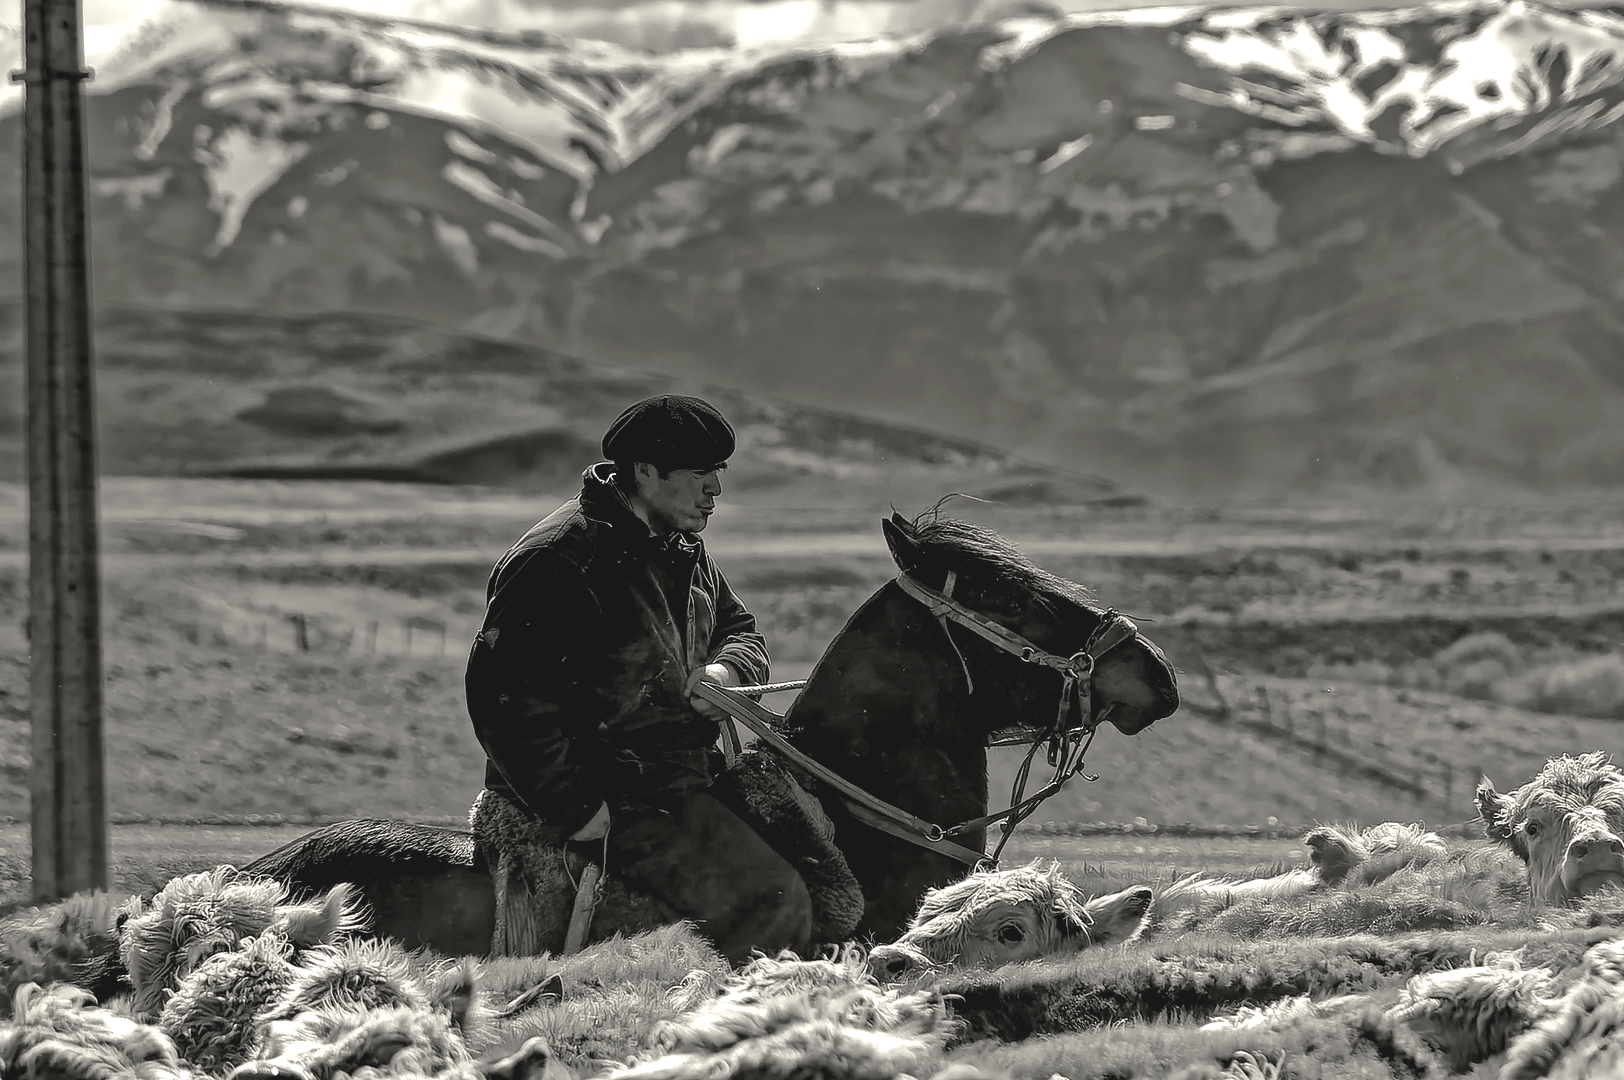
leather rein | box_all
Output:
[692,571,1142,870]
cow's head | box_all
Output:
[866,862,1147,980]
[1477,752,1624,905]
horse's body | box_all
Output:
[245,821,496,957]
[244,513,1181,954]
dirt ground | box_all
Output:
[2,480,1623,829]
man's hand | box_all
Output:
[686,662,740,721]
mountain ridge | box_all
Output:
[5,0,1624,496]
[0,300,1135,506]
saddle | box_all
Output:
[470,748,865,957]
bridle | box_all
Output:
[894,569,1139,743]
[693,570,1143,870]
[894,569,1141,866]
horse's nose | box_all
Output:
[884,956,909,977]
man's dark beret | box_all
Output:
[601,395,736,470]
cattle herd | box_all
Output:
[3,751,1624,1080]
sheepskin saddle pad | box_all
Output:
[470,747,864,953]
[710,745,866,946]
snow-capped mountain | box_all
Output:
[5,0,1624,496]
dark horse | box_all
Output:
[245,512,1181,954]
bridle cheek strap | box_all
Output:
[935,571,976,693]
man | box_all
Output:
[465,394,813,963]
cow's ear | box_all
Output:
[280,883,357,947]
[479,1037,561,1080]
[1080,886,1152,946]
[1477,778,1524,857]
[1305,826,1363,885]
[882,515,923,572]
[430,960,479,1033]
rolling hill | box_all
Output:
[0,302,1128,504]
[5,0,1624,495]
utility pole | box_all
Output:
[12,0,109,901]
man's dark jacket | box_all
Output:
[466,463,771,836]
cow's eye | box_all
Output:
[1525,820,1542,839]
[998,924,1025,946]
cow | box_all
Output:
[1477,752,1624,906]
[0,982,189,1080]
[865,862,1154,980]
[1151,821,1450,929]
[603,950,954,1080]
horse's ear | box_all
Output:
[882,515,922,572]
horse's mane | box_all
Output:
[905,498,1096,613]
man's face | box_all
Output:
[633,463,725,535]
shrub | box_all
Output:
[1432,633,1524,674]
[1499,654,1624,720]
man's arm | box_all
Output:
[466,551,607,835]
[705,561,770,687]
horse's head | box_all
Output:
[880,511,1179,737]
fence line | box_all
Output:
[1189,663,1487,808]
[150,625,1491,811]
[226,611,471,658]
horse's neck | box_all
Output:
[785,586,990,829]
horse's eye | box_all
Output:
[1525,821,1542,838]
[998,924,1025,946]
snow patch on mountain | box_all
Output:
[92,170,174,211]
[485,220,567,256]
[94,2,244,94]
[445,128,497,163]
[431,214,480,272]
[441,159,575,249]
[1182,0,1624,161]
[332,70,599,176]
[194,126,312,253]
[17,0,1624,197]
[0,24,18,119]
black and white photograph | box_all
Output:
[4,0,1624,1074]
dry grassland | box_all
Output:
[1,482,1623,832]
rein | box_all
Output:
[694,571,1142,870]
[695,681,989,867]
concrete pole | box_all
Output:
[12,0,109,901]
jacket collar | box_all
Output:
[579,463,703,557]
